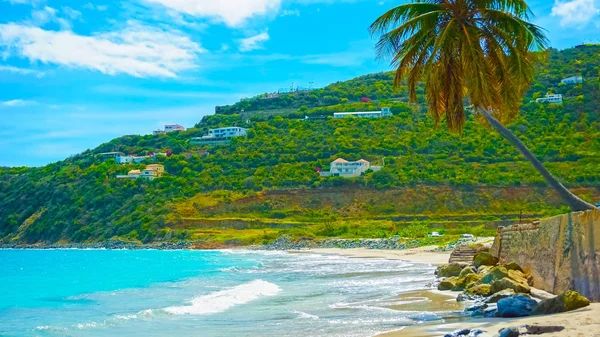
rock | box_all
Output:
[477,265,492,275]
[531,290,590,315]
[480,267,509,284]
[530,288,556,301]
[453,273,482,291]
[466,284,492,296]
[457,292,477,302]
[444,329,485,337]
[438,277,459,291]
[438,263,464,278]
[498,327,520,337]
[491,278,531,294]
[473,252,498,268]
[507,270,528,285]
[525,325,565,334]
[503,262,525,273]
[459,266,476,278]
[485,289,516,304]
[497,295,537,317]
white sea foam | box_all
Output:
[294,311,320,320]
[162,279,281,315]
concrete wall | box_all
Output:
[491,209,600,301]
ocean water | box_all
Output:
[0,249,456,337]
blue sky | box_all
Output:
[1,0,599,167]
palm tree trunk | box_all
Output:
[477,107,596,212]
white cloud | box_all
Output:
[238,32,270,52]
[1,99,35,107]
[143,0,281,27]
[0,64,45,77]
[83,3,108,11]
[0,22,204,78]
[62,7,82,20]
[28,6,72,30]
[551,0,600,27]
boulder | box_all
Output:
[437,263,464,278]
[473,252,498,268]
[525,325,565,334]
[507,270,528,285]
[497,295,538,317]
[503,262,525,273]
[459,266,476,278]
[477,265,492,275]
[530,288,557,301]
[531,290,590,315]
[480,267,509,284]
[457,292,477,302]
[491,277,531,294]
[443,329,485,337]
[485,289,516,304]
[466,284,492,297]
[498,327,520,337]
[453,273,482,291]
[438,277,459,291]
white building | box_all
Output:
[190,127,248,145]
[206,127,248,139]
[320,158,377,178]
[165,124,185,133]
[561,76,583,85]
[333,107,392,119]
[115,155,149,164]
[153,129,166,135]
[536,94,563,104]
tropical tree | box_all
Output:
[370,0,596,211]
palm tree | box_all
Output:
[370,0,596,212]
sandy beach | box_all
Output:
[296,246,451,266]
[378,304,600,337]
[297,247,600,337]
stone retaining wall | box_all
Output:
[491,209,600,301]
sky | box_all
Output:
[1,0,599,167]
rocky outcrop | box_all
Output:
[491,209,600,302]
[491,278,531,294]
[497,295,538,317]
[438,277,459,291]
[437,263,464,278]
[531,290,590,315]
[473,252,498,268]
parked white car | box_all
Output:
[461,234,475,239]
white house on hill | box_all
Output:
[190,127,248,145]
[320,158,382,178]
[333,107,392,119]
[561,76,583,85]
[536,94,563,104]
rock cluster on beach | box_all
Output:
[435,251,591,320]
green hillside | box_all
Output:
[1,46,599,246]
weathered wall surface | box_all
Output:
[491,209,600,302]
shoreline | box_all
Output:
[293,246,451,266]
[302,248,600,337]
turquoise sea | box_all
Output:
[0,249,450,337]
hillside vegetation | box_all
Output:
[1,46,599,246]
